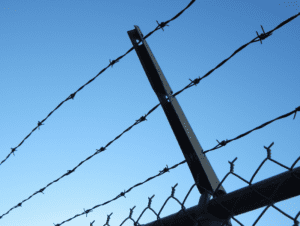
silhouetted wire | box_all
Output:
[1,9,300,221]
[0,0,196,167]
[0,103,298,222]
[56,143,300,226]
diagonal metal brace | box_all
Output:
[127,25,227,198]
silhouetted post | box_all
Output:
[128,25,232,226]
[128,25,300,226]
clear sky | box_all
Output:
[1,1,299,226]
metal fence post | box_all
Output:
[127,25,300,226]
[128,25,231,225]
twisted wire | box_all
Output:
[3,9,299,166]
[203,105,300,154]
[58,11,300,226]
[1,10,300,220]
[0,0,196,167]
[1,89,298,221]
[53,162,187,226]
[3,6,298,169]
[67,143,299,226]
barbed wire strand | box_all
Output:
[203,105,300,154]
[0,0,196,167]
[2,6,299,169]
[1,99,297,222]
[48,107,300,226]
[1,12,300,221]
[60,143,300,226]
[61,11,300,226]
[0,96,298,221]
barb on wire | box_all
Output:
[51,131,298,226]
[159,165,170,174]
[10,148,16,156]
[109,59,119,68]
[0,0,196,168]
[170,12,300,100]
[294,106,300,119]
[37,121,44,130]
[189,76,201,86]
[68,92,76,100]
[83,208,93,217]
[119,190,127,198]
[93,145,298,226]
[2,3,298,177]
[2,11,299,220]
[156,20,169,31]
[203,105,299,154]
[256,25,273,44]
[143,0,196,40]
[135,115,147,124]
[52,114,298,226]
[52,161,187,226]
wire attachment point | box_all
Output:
[109,59,119,68]
[136,115,147,124]
[189,76,201,86]
[66,169,74,175]
[156,20,169,31]
[83,208,93,217]
[159,165,170,174]
[293,106,300,119]
[69,93,76,100]
[216,139,229,148]
[96,147,106,154]
[11,147,17,156]
[256,25,272,44]
[120,190,126,198]
[37,121,44,130]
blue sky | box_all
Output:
[1,1,299,226]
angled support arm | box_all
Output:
[127,25,226,197]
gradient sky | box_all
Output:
[1,1,299,226]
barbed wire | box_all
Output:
[58,11,300,226]
[0,96,298,221]
[1,9,299,220]
[0,0,196,167]
[54,142,300,226]
[52,162,187,226]
[170,12,300,99]
[63,143,300,226]
[203,105,300,154]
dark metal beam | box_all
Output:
[127,25,226,197]
[201,165,300,221]
[140,165,300,226]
